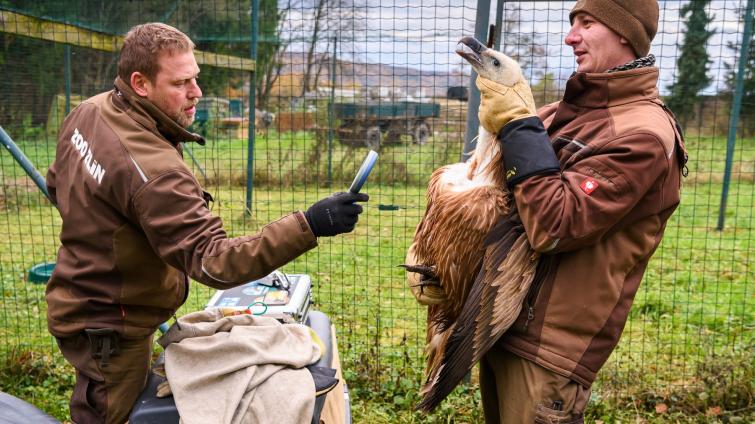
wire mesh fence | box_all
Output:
[0,0,752,420]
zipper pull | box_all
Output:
[523,306,534,331]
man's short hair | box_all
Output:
[117,23,195,83]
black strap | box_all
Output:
[498,116,561,188]
[85,328,121,368]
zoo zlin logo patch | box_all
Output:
[580,178,598,195]
[70,128,106,185]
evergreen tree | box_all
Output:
[724,3,755,136]
[665,0,714,128]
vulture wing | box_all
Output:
[416,216,539,412]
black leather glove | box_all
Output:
[305,192,369,237]
[499,117,560,188]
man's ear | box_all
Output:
[130,72,151,98]
[619,37,630,46]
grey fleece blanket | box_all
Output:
[157,309,321,424]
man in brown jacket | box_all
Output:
[46,23,367,424]
[474,0,686,422]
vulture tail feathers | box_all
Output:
[417,218,539,412]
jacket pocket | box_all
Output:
[114,223,184,310]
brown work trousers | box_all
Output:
[480,345,590,424]
[56,332,153,424]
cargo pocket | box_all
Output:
[534,403,584,424]
[70,372,108,423]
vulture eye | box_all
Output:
[492,58,500,67]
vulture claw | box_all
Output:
[409,279,442,289]
[398,264,437,279]
[400,264,446,305]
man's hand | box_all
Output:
[476,74,537,135]
[477,74,560,188]
[305,191,369,237]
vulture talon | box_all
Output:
[398,263,437,279]
[409,278,442,289]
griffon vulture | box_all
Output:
[402,37,541,412]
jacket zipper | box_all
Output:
[523,305,535,331]
[522,256,555,331]
[523,294,540,332]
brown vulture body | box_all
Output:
[403,37,541,412]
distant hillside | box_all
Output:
[279,51,468,98]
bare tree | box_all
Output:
[256,0,296,110]
[499,5,546,78]
[301,0,328,95]
[300,0,366,96]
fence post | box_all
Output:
[0,126,51,203]
[462,0,492,162]
[717,0,754,231]
[246,0,259,215]
[493,0,504,51]
[64,45,71,115]
[328,36,337,188]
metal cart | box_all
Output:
[333,100,440,149]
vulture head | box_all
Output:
[450,36,528,183]
[455,36,524,87]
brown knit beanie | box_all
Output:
[570,0,659,57]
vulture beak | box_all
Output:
[455,36,487,68]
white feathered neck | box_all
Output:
[439,126,501,191]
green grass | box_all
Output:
[0,130,752,422]
[0,127,464,191]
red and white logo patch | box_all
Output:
[580,178,599,195]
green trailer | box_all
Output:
[332,100,440,149]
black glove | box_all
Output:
[498,116,560,188]
[305,192,369,237]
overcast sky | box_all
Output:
[285,1,749,95]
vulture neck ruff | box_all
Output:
[440,126,501,191]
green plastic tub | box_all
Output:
[28,262,55,284]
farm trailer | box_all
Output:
[332,101,441,149]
